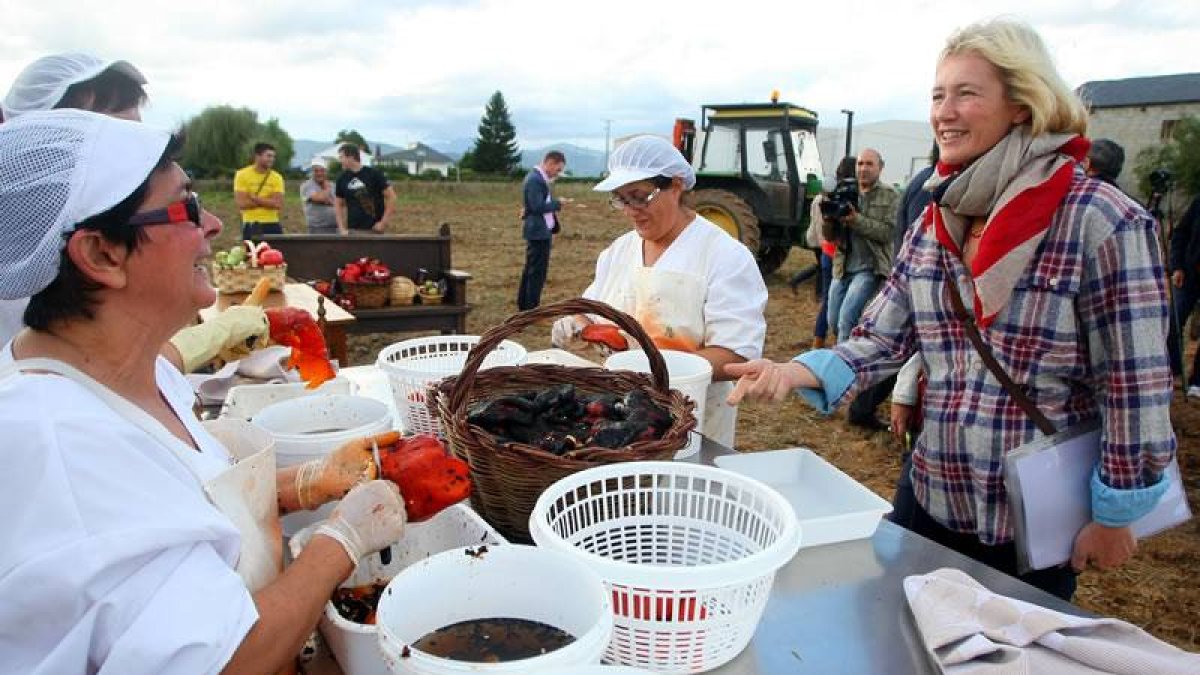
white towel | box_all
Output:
[187,346,301,404]
[904,568,1200,674]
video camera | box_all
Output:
[1149,168,1174,195]
[819,177,860,221]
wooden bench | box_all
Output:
[262,224,472,337]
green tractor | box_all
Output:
[674,101,825,274]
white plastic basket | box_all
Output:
[528,462,801,673]
[377,336,527,435]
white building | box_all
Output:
[377,143,455,177]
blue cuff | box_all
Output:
[792,349,856,414]
[1091,465,1169,527]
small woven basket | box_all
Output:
[389,276,416,306]
[343,281,390,308]
[433,298,696,543]
[417,290,444,305]
[213,264,286,294]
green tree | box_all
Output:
[1134,115,1200,199]
[181,106,296,177]
[255,117,295,170]
[335,129,369,151]
[469,91,520,174]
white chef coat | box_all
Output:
[0,346,258,674]
[0,298,26,345]
[581,215,767,445]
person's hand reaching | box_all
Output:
[314,480,407,565]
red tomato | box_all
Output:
[259,249,285,266]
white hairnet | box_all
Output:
[2,53,146,120]
[0,109,171,299]
[593,134,696,192]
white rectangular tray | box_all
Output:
[715,448,893,548]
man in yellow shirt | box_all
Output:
[233,142,285,239]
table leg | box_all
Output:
[327,326,349,367]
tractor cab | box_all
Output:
[674,102,823,273]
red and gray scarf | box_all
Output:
[922,127,1090,327]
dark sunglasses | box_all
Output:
[126,192,203,228]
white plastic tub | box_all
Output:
[252,394,393,466]
[604,349,711,459]
[376,544,612,674]
[714,448,893,548]
[253,394,392,535]
[289,504,508,675]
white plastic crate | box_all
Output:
[289,504,508,675]
[528,462,801,673]
[376,336,527,435]
[714,448,893,548]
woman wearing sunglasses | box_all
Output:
[552,134,768,447]
[0,110,406,673]
[1,53,265,374]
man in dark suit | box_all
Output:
[518,150,566,310]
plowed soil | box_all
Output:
[207,179,1199,652]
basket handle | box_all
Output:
[446,297,670,416]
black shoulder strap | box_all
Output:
[941,254,1058,435]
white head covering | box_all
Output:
[0,109,172,299]
[593,134,696,192]
[2,53,146,120]
[310,158,328,169]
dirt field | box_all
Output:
[204,179,1199,652]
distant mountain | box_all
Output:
[519,143,607,178]
[290,139,404,167]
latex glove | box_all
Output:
[169,305,268,372]
[294,430,400,510]
[315,480,407,565]
[551,314,592,350]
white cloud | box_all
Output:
[1,0,1196,149]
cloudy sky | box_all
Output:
[2,0,1197,150]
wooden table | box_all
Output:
[201,283,356,366]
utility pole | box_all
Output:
[604,119,612,175]
[840,109,854,159]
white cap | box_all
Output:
[0,109,172,299]
[310,158,328,169]
[593,134,696,192]
[2,53,147,120]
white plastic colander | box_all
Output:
[528,461,801,673]
[376,336,526,435]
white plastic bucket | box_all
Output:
[376,545,613,674]
[251,394,392,535]
[604,349,712,458]
[289,505,508,675]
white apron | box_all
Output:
[0,358,282,592]
[590,232,738,446]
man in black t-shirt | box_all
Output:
[334,143,395,233]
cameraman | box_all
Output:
[1169,190,1200,396]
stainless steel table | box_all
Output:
[686,438,1087,674]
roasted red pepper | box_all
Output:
[377,435,472,521]
[265,306,337,389]
[580,323,628,351]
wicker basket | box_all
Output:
[389,276,416,306]
[213,264,286,294]
[433,298,696,543]
[343,281,390,308]
[417,290,443,305]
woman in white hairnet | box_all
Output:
[0,53,265,374]
[0,109,407,673]
[552,135,768,446]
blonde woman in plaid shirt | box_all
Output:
[727,18,1175,601]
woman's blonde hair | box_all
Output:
[941,18,1088,136]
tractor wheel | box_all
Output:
[756,245,790,275]
[692,189,761,254]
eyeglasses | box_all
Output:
[609,187,662,211]
[127,192,203,228]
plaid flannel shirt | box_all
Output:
[813,172,1176,545]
